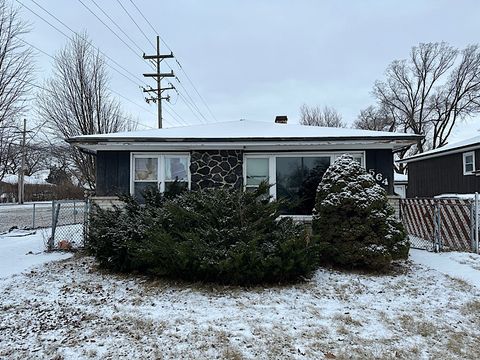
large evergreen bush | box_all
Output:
[312,154,409,270]
[88,183,317,285]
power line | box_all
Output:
[115,0,155,50]
[17,0,145,87]
[174,76,209,123]
[76,0,145,60]
[114,0,212,124]
[127,0,218,122]
[175,60,218,122]
[18,0,185,128]
[14,60,157,130]
[88,0,145,55]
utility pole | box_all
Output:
[18,118,26,204]
[143,36,175,128]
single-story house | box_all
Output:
[67,117,420,215]
[400,135,480,198]
[393,173,408,198]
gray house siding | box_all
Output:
[96,151,130,196]
[365,149,394,194]
[407,149,480,197]
[94,148,395,196]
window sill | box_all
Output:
[278,214,313,223]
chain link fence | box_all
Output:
[47,199,90,251]
[0,202,52,233]
[400,197,479,253]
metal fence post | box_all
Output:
[73,201,77,223]
[32,203,36,229]
[475,192,479,254]
[49,202,61,251]
[470,200,475,252]
[433,201,442,252]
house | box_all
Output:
[393,173,408,198]
[400,135,480,198]
[67,117,420,215]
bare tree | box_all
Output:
[299,104,346,127]
[0,0,32,125]
[353,105,396,132]
[0,119,18,181]
[373,42,458,154]
[37,33,134,189]
[430,45,480,148]
[360,42,480,174]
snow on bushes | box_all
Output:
[312,154,409,270]
[87,183,317,285]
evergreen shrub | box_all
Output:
[312,154,409,271]
[87,183,317,285]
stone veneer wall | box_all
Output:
[190,150,243,190]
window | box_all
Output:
[245,157,269,190]
[164,156,189,192]
[244,152,365,215]
[132,154,189,199]
[463,152,475,175]
[276,156,331,214]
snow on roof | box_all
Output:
[2,170,51,186]
[68,119,421,142]
[401,134,480,163]
[394,173,408,183]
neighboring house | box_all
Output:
[0,170,54,202]
[67,117,419,215]
[394,173,408,198]
[401,135,480,198]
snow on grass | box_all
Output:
[1,255,480,359]
[410,249,480,288]
[0,229,72,279]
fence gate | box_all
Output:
[48,199,89,251]
[400,198,479,253]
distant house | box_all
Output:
[393,173,408,198]
[401,135,480,198]
[0,170,53,202]
[68,117,419,215]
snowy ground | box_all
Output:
[0,229,72,279]
[1,243,480,359]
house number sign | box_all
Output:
[368,169,389,186]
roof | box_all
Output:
[1,170,51,186]
[394,173,408,183]
[400,134,480,163]
[67,119,421,152]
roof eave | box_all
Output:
[399,143,480,164]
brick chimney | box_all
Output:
[275,115,288,124]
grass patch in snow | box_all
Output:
[1,255,480,359]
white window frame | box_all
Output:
[463,151,475,175]
[130,152,191,195]
[243,151,366,199]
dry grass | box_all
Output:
[1,255,480,359]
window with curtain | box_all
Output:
[132,154,189,200]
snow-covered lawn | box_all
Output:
[0,229,72,279]
[1,246,480,359]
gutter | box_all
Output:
[399,143,480,164]
[67,134,422,145]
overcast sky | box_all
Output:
[19,0,480,142]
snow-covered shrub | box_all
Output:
[312,154,409,271]
[88,182,317,285]
[87,184,183,272]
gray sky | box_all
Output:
[19,0,480,141]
